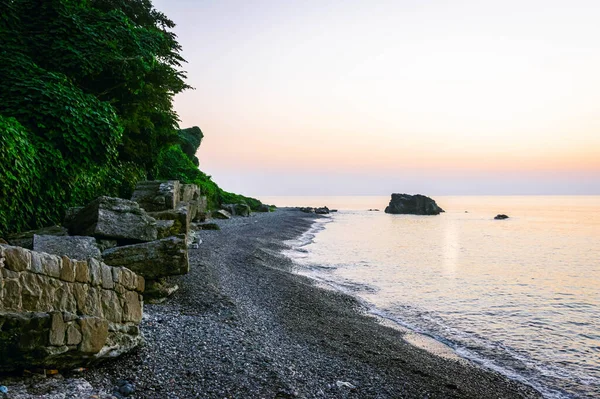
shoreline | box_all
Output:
[4,209,542,398]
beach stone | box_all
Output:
[155,220,176,239]
[494,214,510,220]
[144,278,178,302]
[49,312,66,346]
[121,291,142,323]
[212,210,231,219]
[0,312,52,371]
[66,323,83,345]
[315,207,330,215]
[2,279,22,310]
[78,317,109,354]
[148,204,190,238]
[222,203,251,217]
[59,256,76,282]
[74,260,90,283]
[384,193,444,215]
[193,223,220,231]
[101,263,114,289]
[179,184,200,203]
[33,235,101,261]
[7,225,67,250]
[131,180,180,212]
[102,236,189,280]
[101,290,122,323]
[66,196,157,243]
[257,204,271,212]
[2,246,31,272]
[88,258,103,287]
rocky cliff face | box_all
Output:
[384,194,444,215]
[0,244,144,371]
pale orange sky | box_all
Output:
[155,0,600,195]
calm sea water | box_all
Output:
[259,196,600,399]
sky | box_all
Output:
[154,0,600,196]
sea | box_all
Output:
[258,196,600,399]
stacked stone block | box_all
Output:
[0,244,144,371]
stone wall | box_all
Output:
[0,244,144,371]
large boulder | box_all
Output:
[7,225,68,250]
[149,203,191,239]
[384,194,444,215]
[212,210,231,220]
[33,235,102,261]
[102,236,189,280]
[179,183,200,203]
[222,203,251,217]
[66,196,157,243]
[131,180,180,212]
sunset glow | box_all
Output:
[155,0,600,195]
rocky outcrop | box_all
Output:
[384,194,444,215]
[494,214,509,220]
[257,204,271,213]
[131,180,181,212]
[0,244,144,371]
[102,236,188,302]
[7,226,68,250]
[299,206,330,214]
[102,236,189,281]
[66,196,157,243]
[212,210,231,220]
[222,203,251,217]
[33,235,102,260]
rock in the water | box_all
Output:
[384,194,444,215]
[7,225,68,249]
[299,207,315,213]
[494,214,509,220]
[222,203,251,217]
[66,196,157,243]
[102,236,189,280]
[368,209,379,212]
[33,235,102,261]
[315,207,330,215]
[212,210,231,219]
[131,180,180,212]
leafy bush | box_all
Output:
[0,117,42,235]
[0,0,262,235]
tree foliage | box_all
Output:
[0,0,263,236]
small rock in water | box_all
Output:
[494,214,509,220]
[0,386,8,394]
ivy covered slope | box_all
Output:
[0,0,263,236]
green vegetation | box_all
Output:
[155,128,264,211]
[0,0,263,236]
